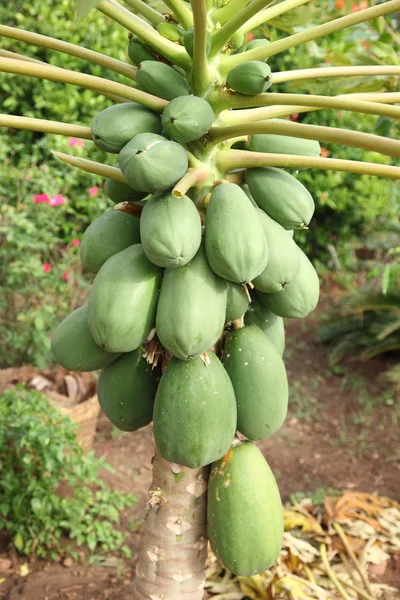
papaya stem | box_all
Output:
[172,168,209,197]
[221,0,400,69]
[122,0,165,26]
[216,149,400,180]
[190,0,212,96]
[0,24,137,81]
[52,151,126,183]
[273,65,400,84]
[320,543,352,600]
[114,201,143,218]
[240,0,313,34]
[163,0,193,28]
[211,0,249,26]
[0,114,92,140]
[0,48,45,64]
[0,57,167,111]
[97,0,191,69]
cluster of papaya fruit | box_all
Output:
[51,20,321,577]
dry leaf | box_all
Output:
[284,509,323,535]
[284,532,320,564]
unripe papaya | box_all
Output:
[258,249,320,318]
[226,282,249,323]
[183,27,211,58]
[245,297,285,355]
[140,192,202,267]
[246,130,321,157]
[88,244,161,353]
[128,37,157,65]
[119,133,188,193]
[156,245,227,360]
[136,61,189,101]
[91,102,162,154]
[80,209,141,274]
[242,38,270,53]
[246,167,315,229]
[240,183,258,207]
[208,442,283,576]
[105,166,146,204]
[97,348,157,431]
[227,61,272,95]
[205,183,268,284]
[229,29,244,50]
[223,324,288,440]
[156,22,182,42]
[161,95,214,143]
[253,210,301,293]
[51,305,119,372]
[153,353,237,468]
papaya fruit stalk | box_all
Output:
[2,0,400,598]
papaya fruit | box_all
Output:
[226,61,272,95]
[223,324,288,440]
[246,129,321,157]
[136,61,189,101]
[128,37,157,65]
[241,38,270,54]
[183,27,211,58]
[97,348,157,431]
[245,297,285,355]
[258,249,320,318]
[208,442,283,576]
[88,244,161,353]
[153,353,237,468]
[226,282,249,323]
[156,22,182,42]
[205,182,268,284]
[156,244,227,360]
[119,132,189,193]
[80,209,141,274]
[229,30,244,50]
[240,183,258,208]
[51,305,119,372]
[246,167,315,229]
[91,102,162,154]
[161,95,214,143]
[140,191,202,268]
[253,210,301,293]
[104,166,146,204]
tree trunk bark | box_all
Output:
[132,453,209,600]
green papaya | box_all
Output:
[258,249,319,318]
[246,129,321,157]
[183,27,211,58]
[153,353,237,468]
[156,22,182,42]
[136,61,189,101]
[128,37,157,65]
[226,282,249,323]
[208,442,283,576]
[119,133,188,193]
[240,183,258,207]
[246,167,315,229]
[245,298,285,355]
[140,192,201,268]
[51,305,119,372]
[97,348,157,431]
[91,102,162,154]
[156,245,227,360]
[88,244,161,353]
[161,95,214,143]
[253,210,301,293]
[229,29,244,49]
[242,38,270,54]
[205,182,268,284]
[80,209,141,274]
[105,167,146,204]
[223,324,288,440]
[227,61,272,95]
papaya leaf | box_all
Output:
[76,0,102,20]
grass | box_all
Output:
[289,487,342,506]
[289,379,321,424]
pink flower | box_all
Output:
[62,271,69,282]
[43,263,52,273]
[88,186,99,197]
[71,238,80,247]
[25,175,32,181]
[69,137,85,148]
[50,194,66,206]
[40,164,48,172]
[33,193,50,203]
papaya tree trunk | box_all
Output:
[132,453,209,600]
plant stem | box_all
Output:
[132,453,208,600]
[164,0,193,28]
[98,0,190,69]
[273,65,400,84]
[241,0,313,33]
[0,24,137,81]
[52,151,126,182]
[216,149,400,179]
[190,0,211,96]
[172,168,209,197]
[320,543,352,600]
[211,0,250,25]
[221,0,400,69]
[0,114,92,139]
[333,522,374,596]
[0,57,167,111]
[123,0,165,26]
[0,49,45,64]
[114,201,143,217]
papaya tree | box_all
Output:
[2,0,400,598]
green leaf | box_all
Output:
[76,0,101,20]
[382,265,391,296]
[14,532,24,551]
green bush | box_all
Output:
[0,385,135,560]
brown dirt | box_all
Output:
[1,288,399,599]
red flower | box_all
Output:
[49,195,66,206]
[62,271,69,282]
[68,137,85,148]
[33,193,50,203]
[88,186,99,197]
[71,238,80,247]
[43,263,52,273]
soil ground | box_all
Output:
[1,286,399,599]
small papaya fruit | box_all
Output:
[223,324,288,440]
[88,244,161,353]
[242,38,270,54]
[156,244,227,360]
[246,166,315,229]
[156,22,182,42]
[183,27,211,58]
[161,95,214,143]
[128,36,157,65]
[119,133,189,193]
[205,182,268,284]
[245,297,285,355]
[246,130,321,157]
[97,348,157,431]
[105,165,146,204]
[253,210,301,293]
[229,29,244,50]
[227,60,272,95]
[80,209,141,274]
[140,191,202,267]
[208,442,283,576]
[136,61,189,101]
[225,282,249,323]
[91,102,162,154]
[51,305,120,372]
[258,249,319,318]
[153,353,237,468]
[240,183,258,207]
